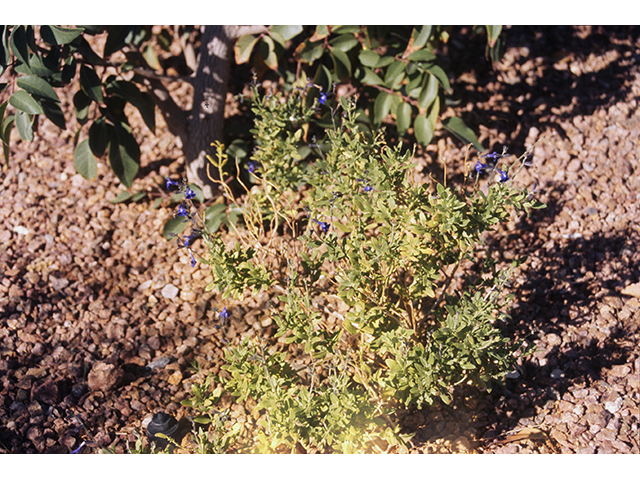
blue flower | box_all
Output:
[364,185,373,192]
[184,186,196,200]
[247,160,259,173]
[177,203,189,217]
[496,169,509,183]
[70,441,86,454]
[188,250,197,267]
[475,161,488,173]
[481,152,500,161]
[313,219,330,234]
[219,307,229,321]
[318,92,328,105]
[166,178,180,190]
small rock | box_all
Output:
[609,364,631,377]
[87,361,123,392]
[31,379,59,404]
[621,282,640,298]
[167,370,183,386]
[604,396,623,414]
[161,284,179,299]
[546,333,562,347]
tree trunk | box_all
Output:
[184,25,266,198]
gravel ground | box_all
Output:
[1,26,638,454]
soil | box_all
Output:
[1,26,638,454]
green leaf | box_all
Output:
[329,47,351,79]
[142,43,161,70]
[384,60,405,88]
[162,215,188,240]
[414,112,434,146]
[109,121,140,187]
[40,25,84,45]
[358,50,380,68]
[107,80,155,132]
[1,115,14,166]
[88,118,110,156]
[396,101,412,136]
[329,33,358,53]
[9,90,44,115]
[425,64,451,94]
[80,65,103,103]
[73,90,92,124]
[9,26,30,67]
[270,25,302,41]
[442,116,484,152]
[258,35,278,70]
[111,190,133,203]
[16,76,60,103]
[74,138,98,179]
[485,26,502,48]
[361,67,384,86]
[294,39,324,64]
[234,34,259,64]
[418,73,439,111]
[103,26,135,57]
[14,110,33,141]
[373,91,393,126]
[407,49,437,63]
[40,100,66,129]
[409,26,432,51]
[310,25,330,41]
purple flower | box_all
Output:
[318,92,328,106]
[247,161,259,173]
[188,250,197,267]
[313,219,330,234]
[166,178,180,190]
[481,152,500,161]
[70,441,86,454]
[219,307,229,321]
[184,186,196,200]
[177,203,189,217]
[364,185,373,192]
[475,161,488,173]
[496,169,509,183]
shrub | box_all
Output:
[164,82,544,453]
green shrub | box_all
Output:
[165,83,544,453]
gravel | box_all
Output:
[1,26,639,453]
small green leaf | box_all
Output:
[361,67,384,86]
[80,65,103,103]
[384,60,405,87]
[88,118,110,157]
[425,64,451,94]
[111,190,133,203]
[373,91,393,126]
[358,50,380,68]
[329,47,351,79]
[40,25,84,45]
[407,49,437,63]
[258,35,278,70]
[9,90,44,115]
[234,34,259,64]
[16,76,60,103]
[74,138,98,179]
[40,100,66,129]
[109,121,140,187]
[442,116,484,152]
[396,101,412,136]
[73,90,92,125]
[329,33,358,53]
[270,25,302,41]
[14,110,33,141]
[9,26,30,67]
[486,25,502,48]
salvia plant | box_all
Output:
[160,81,544,453]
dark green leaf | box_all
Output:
[89,118,110,157]
[80,65,103,103]
[234,34,259,64]
[384,60,405,90]
[9,90,44,115]
[73,89,92,124]
[331,25,360,34]
[361,67,384,86]
[70,36,103,64]
[396,101,412,136]
[270,25,302,41]
[40,100,66,129]
[15,110,33,141]
[329,47,351,79]
[9,26,30,67]
[111,190,133,203]
[17,75,60,103]
[205,203,229,233]
[258,35,278,70]
[1,112,14,166]
[442,116,484,152]
[74,138,98,179]
[103,26,135,57]
[294,39,324,64]
[40,25,84,45]
[107,80,155,132]
[109,121,140,187]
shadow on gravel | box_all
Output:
[476,178,640,440]
[446,25,640,152]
